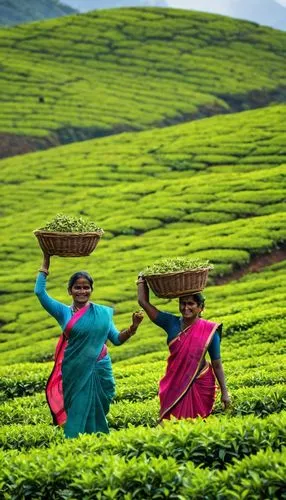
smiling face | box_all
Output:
[179,295,203,325]
[68,277,92,308]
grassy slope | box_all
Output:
[0,0,76,26]
[0,7,285,153]
[0,103,285,363]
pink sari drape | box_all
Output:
[159,318,220,421]
[45,304,108,426]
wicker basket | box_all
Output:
[144,267,211,299]
[34,230,102,257]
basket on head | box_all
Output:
[145,267,210,298]
[34,230,102,257]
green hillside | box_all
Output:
[0,0,76,26]
[0,7,286,157]
[0,103,285,364]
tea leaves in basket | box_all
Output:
[142,257,214,276]
[40,213,104,234]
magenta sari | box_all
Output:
[159,318,220,421]
[46,304,107,426]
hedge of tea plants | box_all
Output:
[0,7,286,152]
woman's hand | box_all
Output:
[221,391,231,410]
[132,310,144,329]
[136,274,147,286]
[119,311,144,344]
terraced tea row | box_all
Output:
[0,436,284,498]
[1,104,285,188]
[0,7,286,154]
[0,412,285,472]
[1,350,285,402]
[1,381,285,429]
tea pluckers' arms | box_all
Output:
[119,310,144,343]
[137,275,159,321]
[38,251,50,275]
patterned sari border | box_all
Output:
[168,322,192,347]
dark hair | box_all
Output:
[179,292,205,308]
[68,271,93,290]
[193,292,205,308]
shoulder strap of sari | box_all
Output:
[64,303,90,339]
[46,303,90,426]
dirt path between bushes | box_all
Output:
[214,247,286,285]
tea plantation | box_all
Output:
[0,6,286,499]
[0,7,286,155]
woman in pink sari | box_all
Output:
[137,277,230,420]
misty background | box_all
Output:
[64,0,286,30]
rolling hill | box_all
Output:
[0,103,285,363]
[0,0,77,26]
[0,6,285,497]
[0,7,285,158]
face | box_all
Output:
[69,277,92,306]
[179,295,203,322]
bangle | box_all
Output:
[38,268,49,276]
[136,279,145,285]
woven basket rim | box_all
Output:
[34,230,103,237]
[157,288,205,298]
[144,267,212,279]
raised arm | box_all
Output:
[137,276,159,322]
[34,251,69,326]
[118,311,144,344]
[108,311,144,345]
[39,252,50,275]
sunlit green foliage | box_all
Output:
[142,257,213,275]
[0,7,285,146]
[39,212,103,233]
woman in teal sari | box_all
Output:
[35,252,144,438]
